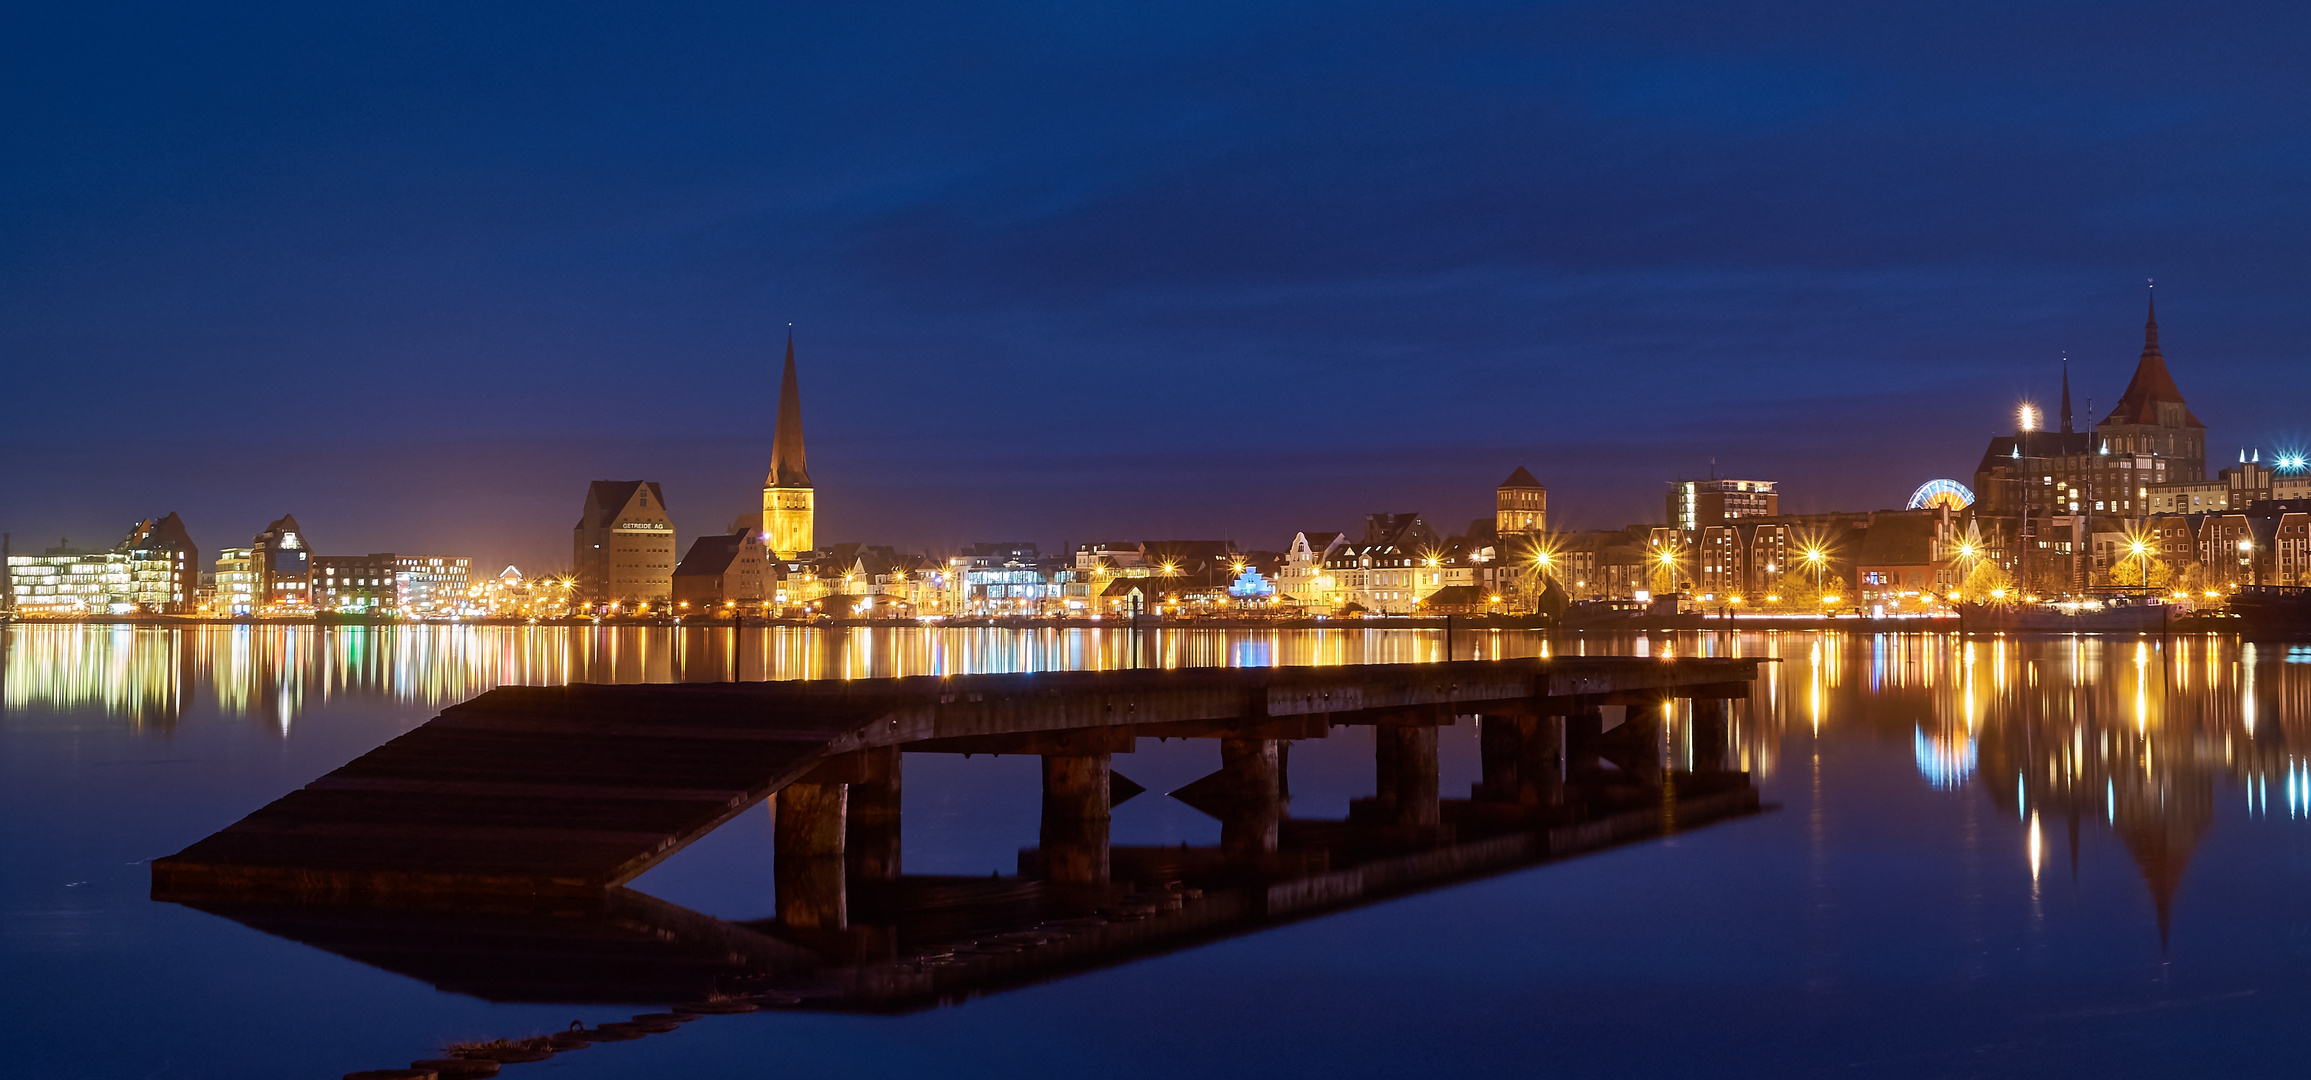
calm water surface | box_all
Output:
[5,624,2309,1079]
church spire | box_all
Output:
[2143,285,2161,359]
[767,332,810,489]
[2059,356,2073,433]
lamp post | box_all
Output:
[2127,538,2150,597]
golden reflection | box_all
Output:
[3,623,1602,728]
[1723,629,2304,944]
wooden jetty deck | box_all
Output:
[153,656,1760,899]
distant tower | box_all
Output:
[2095,287,2206,482]
[2059,356,2074,434]
[761,334,816,559]
[1496,467,1547,538]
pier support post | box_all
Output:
[1564,708,1604,776]
[1623,704,1666,787]
[1690,698,1730,773]
[1479,715,1564,806]
[1041,754,1111,884]
[1218,738,1282,853]
[1375,725,1440,827]
[846,746,902,881]
[774,782,848,929]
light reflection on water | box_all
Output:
[8,624,2311,1078]
[1,622,1556,730]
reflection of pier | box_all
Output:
[154,658,1763,1016]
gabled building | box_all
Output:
[251,514,313,614]
[672,530,773,613]
[1322,513,1462,614]
[120,513,198,614]
[1277,530,1347,606]
[573,481,675,606]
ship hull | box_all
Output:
[1958,601,2170,633]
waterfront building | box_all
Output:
[952,542,1054,615]
[7,515,201,615]
[120,514,198,614]
[1972,298,2205,532]
[672,531,774,613]
[1072,542,1145,571]
[1668,478,1778,532]
[393,556,474,615]
[1276,530,1347,606]
[5,540,126,614]
[212,548,256,615]
[2142,456,2311,515]
[761,337,815,559]
[1097,573,1229,616]
[250,515,313,614]
[1550,531,1640,600]
[1321,513,1456,614]
[313,554,398,613]
[1497,467,1547,538]
[573,481,675,607]
[1852,509,1960,612]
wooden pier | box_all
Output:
[152,656,1761,900]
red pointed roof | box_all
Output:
[2100,292,2203,429]
[1499,466,1543,489]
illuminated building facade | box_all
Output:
[6,542,127,614]
[1496,467,1546,537]
[573,481,676,606]
[761,336,815,559]
[672,531,773,612]
[1322,513,1457,614]
[7,515,201,615]
[1277,530,1347,605]
[313,554,397,612]
[212,548,256,615]
[951,541,1055,614]
[2143,457,2311,515]
[251,515,313,613]
[1668,478,1778,532]
[120,514,199,613]
[393,556,473,614]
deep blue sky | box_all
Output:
[4,1,2307,570]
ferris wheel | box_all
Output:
[1907,478,1974,511]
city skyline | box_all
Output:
[2,296,2289,576]
[9,4,2311,570]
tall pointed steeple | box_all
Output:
[2143,287,2160,358]
[2100,286,2202,430]
[2059,356,2074,433]
[760,331,817,560]
[767,333,810,489]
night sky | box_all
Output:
[5,2,2307,571]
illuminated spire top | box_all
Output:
[767,332,811,489]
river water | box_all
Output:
[4,623,2308,1079]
